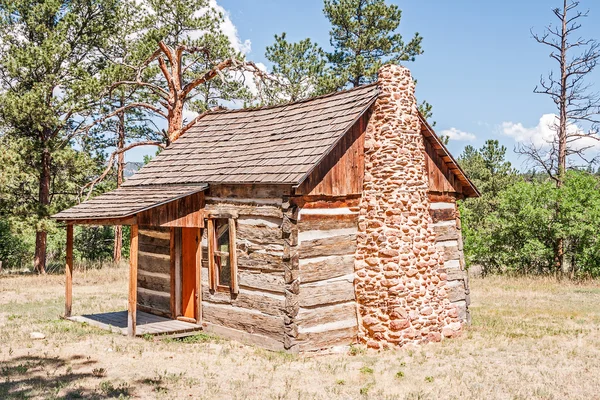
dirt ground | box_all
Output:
[1,266,599,400]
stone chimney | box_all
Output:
[354,64,461,349]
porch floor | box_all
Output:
[67,311,202,337]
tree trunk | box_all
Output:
[113,106,125,264]
[34,146,51,274]
[167,99,183,144]
[554,0,568,276]
[166,45,184,144]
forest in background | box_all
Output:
[0,0,599,278]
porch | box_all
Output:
[67,311,202,337]
[53,184,208,338]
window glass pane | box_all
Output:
[215,219,231,287]
[218,254,231,286]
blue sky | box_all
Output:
[128,0,600,169]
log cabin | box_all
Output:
[53,64,478,352]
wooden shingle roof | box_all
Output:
[123,83,380,187]
[53,184,207,221]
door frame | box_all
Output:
[171,227,202,325]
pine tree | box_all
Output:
[0,0,121,273]
[323,0,423,89]
[260,33,328,103]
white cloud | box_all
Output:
[183,108,199,122]
[439,127,476,141]
[502,113,600,151]
[149,0,250,55]
[209,0,251,55]
[501,114,558,147]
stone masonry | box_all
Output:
[354,64,462,349]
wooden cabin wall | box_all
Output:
[291,196,360,351]
[428,193,470,322]
[295,113,368,197]
[199,184,291,351]
[137,227,171,317]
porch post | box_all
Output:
[65,224,73,317]
[128,224,139,337]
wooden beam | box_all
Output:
[169,227,176,318]
[195,228,202,324]
[128,224,139,337]
[207,218,216,291]
[174,228,181,317]
[65,216,137,226]
[229,218,239,294]
[65,225,74,317]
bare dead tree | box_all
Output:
[522,0,600,274]
[524,0,600,181]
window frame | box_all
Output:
[207,217,238,294]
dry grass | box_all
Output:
[1,267,599,399]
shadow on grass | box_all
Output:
[0,354,132,399]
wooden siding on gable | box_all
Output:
[423,136,463,195]
[137,192,205,228]
[296,113,368,197]
[420,116,478,197]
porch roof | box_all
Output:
[52,184,208,222]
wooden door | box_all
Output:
[180,228,201,321]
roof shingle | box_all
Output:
[53,185,207,221]
[123,83,379,187]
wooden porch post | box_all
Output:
[170,227,176,318]
[128,224,139,337]
[65,224,73,317]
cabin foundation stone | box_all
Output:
[354,64,462,349]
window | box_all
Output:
[208,218,238,293]
[214,219,231,287]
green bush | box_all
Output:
[0,219,29,269]
[461,170,600,277]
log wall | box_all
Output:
[429,194,470,322]
[199,185,290,351]
[292,196,360,351]
[137,227,171,317]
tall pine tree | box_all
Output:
[323,0,423,89]
[260,33,328,103]
[261,0,431,120]
[0,0,121,273]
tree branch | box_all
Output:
[80,140,166,201]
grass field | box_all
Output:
[1,266,599,400]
